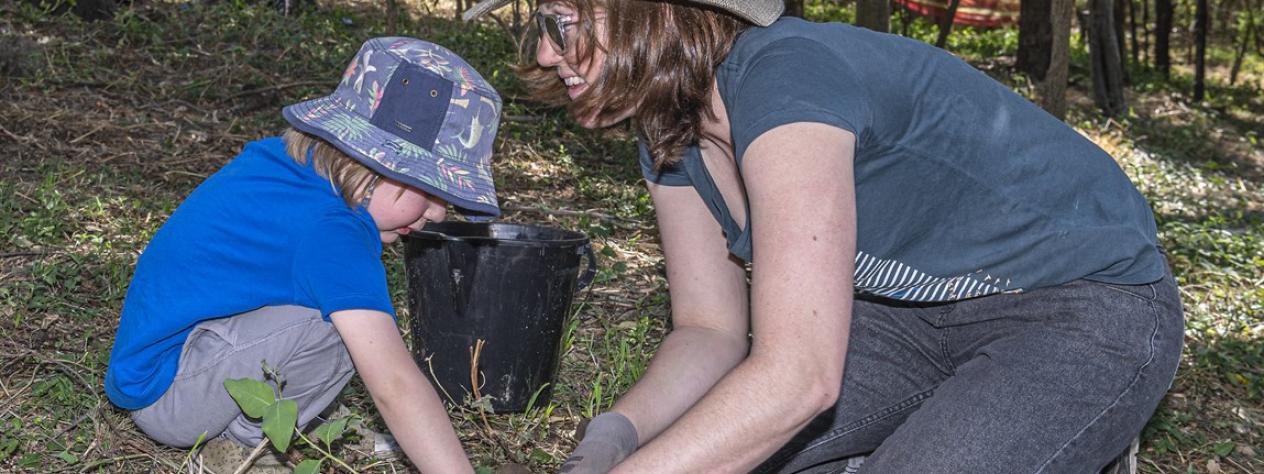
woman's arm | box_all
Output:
[613,122,858,473]
[330,309,474,474]
[606,177,754,444]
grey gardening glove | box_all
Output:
[559,412,638,474]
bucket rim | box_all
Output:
[404,221,590,247]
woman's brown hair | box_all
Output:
[517,0,750,168]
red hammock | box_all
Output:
[894,0,1021,28]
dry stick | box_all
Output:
[221,81,338,102]
[230,439,270,474]
[469,339,493,433]
[44,453,149,474]
[468,340,515,460]
[69,123,108,144]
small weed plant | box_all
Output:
[222,363,358,474]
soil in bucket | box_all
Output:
[403,222,596,413]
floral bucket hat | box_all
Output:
[283,37,503,219]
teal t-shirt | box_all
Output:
[641,17,1164,302]
[105,137,395,410]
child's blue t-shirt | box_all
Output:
[105,137,395,410]
[641,17,1165,302]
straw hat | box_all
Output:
[462,0,785,27]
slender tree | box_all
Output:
[1129,0,1140,65]
[1090,0,1128,115]
[784,0,805,18]
[1194,0,1209,99]
[1018,0,1076,118]
[1115,0,1131,82]
[936,0,964,47]
[1141,0,1151,63]
[856,0,892,32]
[1156,0,1173,76]
[1230,0,1257,84]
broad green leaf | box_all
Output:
[223,378,276,418]
[294,459,322,474]
[311,417,349,446]
[55,451,77,463]
[262,399,298,452]
[1213,441,1235,457]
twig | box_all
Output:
[221,81,337,102]
[45,453,149,473]
[468,340,516,461]
[53,402,100,440]
[503,114,544,123]
[469,339,492,434]
[0,251,53,259]
[69,123,108,144]
[0,123,34,143]
[1223,455,1254,473]
[230,439,269,474]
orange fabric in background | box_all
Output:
[894,0,1021,28]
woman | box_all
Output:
[468,1,1184,472]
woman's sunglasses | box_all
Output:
[536,13,574,54]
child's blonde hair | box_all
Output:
[283,128,379,207]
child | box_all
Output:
[104,37,502,473]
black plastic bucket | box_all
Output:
[403,222,596,413]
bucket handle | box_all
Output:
[575,241,597,292]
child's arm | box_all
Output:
[330,309,474,474]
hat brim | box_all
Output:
[283,97,500,220]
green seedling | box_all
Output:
[223,364,360,474]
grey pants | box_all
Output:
[131,305,355,447]
[756,268,1184,474]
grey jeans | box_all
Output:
[131,305,355,447]
[755,267,1184,474]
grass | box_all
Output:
[1,1,1261,472]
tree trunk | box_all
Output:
[936,0,963,47]
[1129,0,1140,65]
[1018,0,1075,118]
[784,0,805,18]
[856,0,891,32]
[1090,0,1128,116]
[1193,0,1209,99]
[1019,0,1054,79]
[1229,0,1256,85]
[1114,0,1131,82]
[900,3,914,36]
[1156,0,1173,76]
[1141,0,1151,63]
[386,0,399,34]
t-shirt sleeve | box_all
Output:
[292,213,395,321]
[638,139,692,186]
[727,37,872,161]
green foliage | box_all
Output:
[262,399,299,452]
[224,378,278,419]
[3,0,1263,472]
[224,373,359,471]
